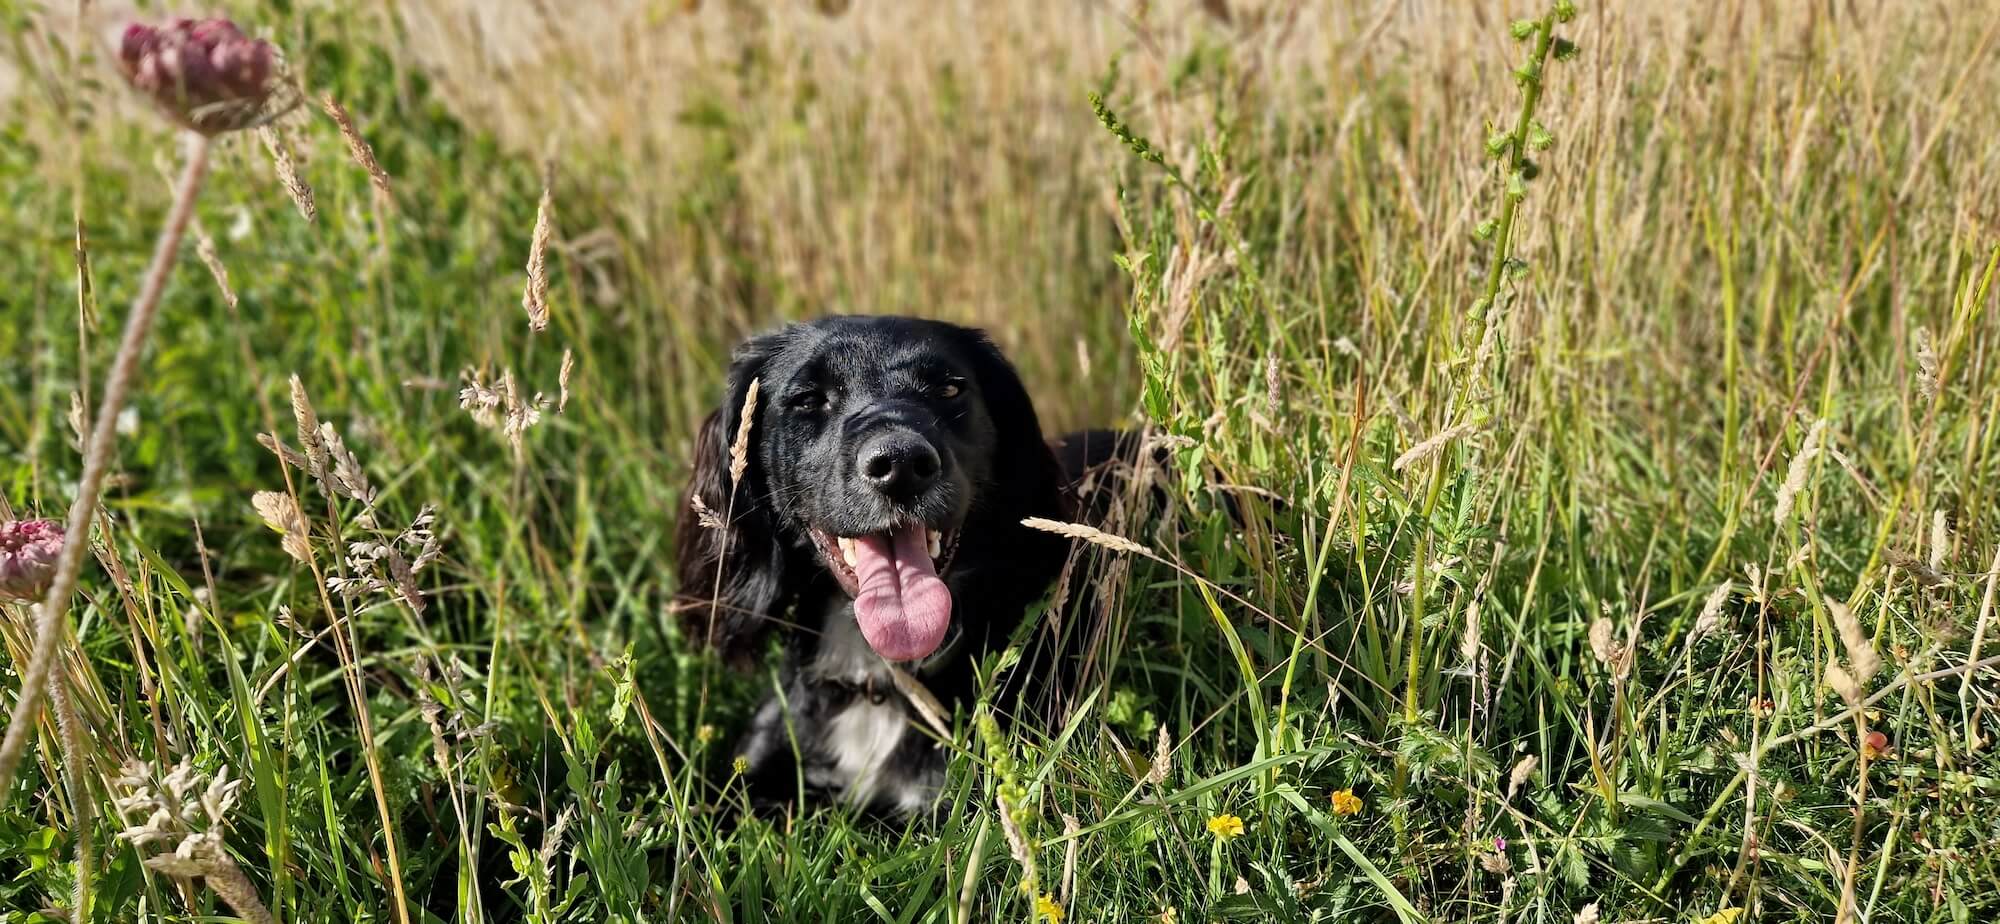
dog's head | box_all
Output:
[674,316,1067,665]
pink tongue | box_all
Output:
[851,526,953,662]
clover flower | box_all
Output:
[0,519,63,603]
[116,18,295,135]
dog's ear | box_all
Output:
[959,329,1067,517]
[673,332,792,664]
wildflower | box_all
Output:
[696,724,716,745]
[1862,731,1890,760]
[1206,813,1245,840]
[1034,892,1064,923]
[1330,789,1363,816]
[731,755,750,775]
[116,18,295,135]
[0,519,64,603]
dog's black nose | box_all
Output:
[859,432,941,498]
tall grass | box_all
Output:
[3,1,1999,921]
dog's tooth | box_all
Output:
[839,537,858,567]
[927,529,942,560]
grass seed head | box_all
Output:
[729,379,760,488]
[257,124,316,221]
[1692,580,1733,640]
[1506,754,1539,801]
[321,94,393,202]
[1914,326,1939,401]
[1773,419,1828,527]
[523,179,554,332]
[1020,517,1151,557]
[1393,422,1479,473]
[1828,600,1880,683]
[250,491,310,562]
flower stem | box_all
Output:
[0,133,212,807]
[1471,16,1557,327]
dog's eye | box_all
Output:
[788,391,831,414]
[938,380,963,400]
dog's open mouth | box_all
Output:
[808,525,961,662]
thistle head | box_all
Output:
[0,519,64,603]
[116,18,296,135]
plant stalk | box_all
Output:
[0,133,212,807]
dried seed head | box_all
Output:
[0,519,65,603]
[689,494,726,530]
[1148,724,1172,786]
[250,491,310,562]
[1914,326,1939,402]
[523,180,555,332]
[289,374,326,475]
[116,18,298,135]
[1929,509,1949,572]
[1265,353,1282,416]
[257,124,316,221]
[1826,661,1862,706]
[321,94,393,202]
[194,226,236,308]
[1505,754,1538,801]
[558,349,575,412]
[1828,600,1880,683]
[1692,581,1733,640]
[1393,422,1479,473]
[728,379,761,488]
[1588,617,1619,666]
[1773,419,1828,527]
[889,665,953,740]
[1020,517,1152,557]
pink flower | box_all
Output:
[0,519,64,603]
[115,18,291,135]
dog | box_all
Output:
[672,316,1135,817]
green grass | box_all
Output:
[4,1,2000,921]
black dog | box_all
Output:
[673,316,1132,816]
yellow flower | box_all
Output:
[731,755,750,775]
[1330,788,1363,816]
[1206,813,1246,840]
[1034,892,1064,923]
[1696,909,1744,924]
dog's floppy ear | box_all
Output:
[959,328,1066,517]
[673,331,791,664]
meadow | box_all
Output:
[3,0,1999,921]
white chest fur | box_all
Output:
[804,598,944,813]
